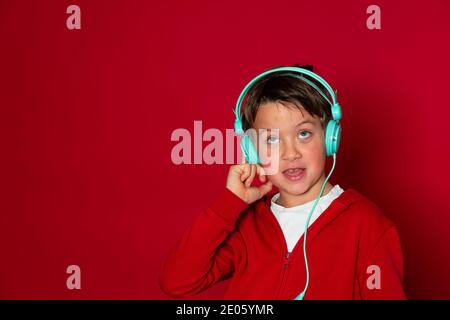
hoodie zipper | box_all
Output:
[265,190,346,299]
[267,202,304,299]
[276,251,291,298]
[270,210,314,299]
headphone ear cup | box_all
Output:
[241,135,260,164]
[325,120,341,156]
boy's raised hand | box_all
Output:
[226,161,273,205]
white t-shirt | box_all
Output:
[270,185,344,252]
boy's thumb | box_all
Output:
[258,181,273,197]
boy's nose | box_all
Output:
[281,141,302,161]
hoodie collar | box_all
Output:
[259,187,363,241]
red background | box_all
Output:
[1,0,449,299]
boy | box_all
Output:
[159,65,405,299]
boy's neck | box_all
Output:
[276,178,334,208]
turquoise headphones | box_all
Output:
[233,66,342,300]
[233,66,342,163]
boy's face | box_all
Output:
[253,101,327,198]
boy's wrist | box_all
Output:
[208,188,249,230]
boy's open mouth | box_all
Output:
[282,168,305,181]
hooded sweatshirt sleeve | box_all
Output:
[159,188,249,298]
[359,225,406,299]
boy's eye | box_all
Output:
[266,136,279,145]
[298,131,312,140]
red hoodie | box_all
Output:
[159,187,406,299]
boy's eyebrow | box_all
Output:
[296,120,315,126]
[257,120,316,131]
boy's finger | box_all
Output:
[256,164,266,182]
[246,164,256,187]
[230,164,243,177]
[241,163,250,182]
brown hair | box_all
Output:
[241,64,332,131]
